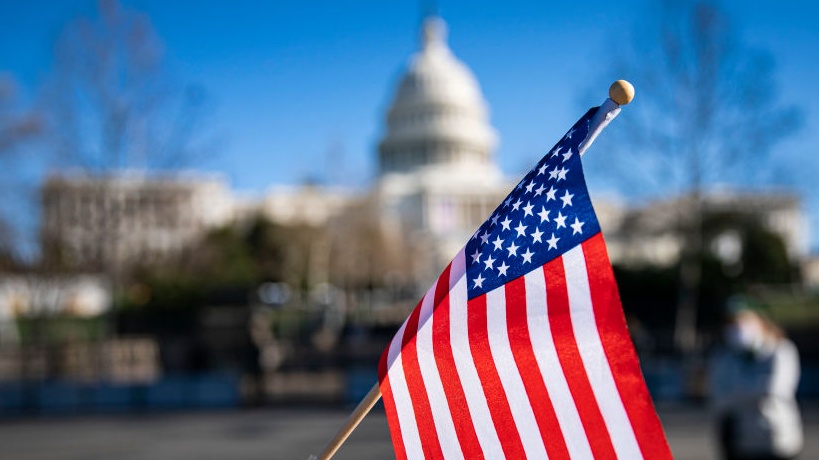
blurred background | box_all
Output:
[1,0,818,458]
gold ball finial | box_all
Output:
[609,80,635,105]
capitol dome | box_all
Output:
[378,17,498,176]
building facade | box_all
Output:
[41,172,234,269]
[376,17,512,281]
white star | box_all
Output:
[561,190,574,208]
[503,196,512,208]
[538,206,550,223]
[521,248,535,264]
[470,248,481,264]
[549,166,560,180]
[497,261,509,277]
[545,186,557,202]
[512,199,522,211]
[515,222,528,237]
[537,163,548,175]
[566,128,576,139]
[534,183,546,196]
[501,217,512,231]
[551,146,562,158]
[557,167,569,181]
[547,233,560,250]
[571,217,585,235]
[562,149,573,162]
[506,241,519,257]
[491,214,500,225]
[473,273,485,289]
[522,201,534,217]
[492,235,504,251]
[483,254,496,270]
[479,231,490,245]
[555,212,567,229]
[525,181,535,193]
[531,227,544,244]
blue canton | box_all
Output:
[465,108,601,299]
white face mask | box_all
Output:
[725,319,763,351]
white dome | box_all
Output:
[378,17,498,175]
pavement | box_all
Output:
[0,403,817,459]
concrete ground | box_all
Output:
[0,404,817,459]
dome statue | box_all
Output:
[378,16,498,176]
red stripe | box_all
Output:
[378,343,408,460]
[467,294,527,459]
[400,298,445,459]
[544,257,618,460]
[582,234,673,458]
[504,276,571,460]
[431,266,485,459]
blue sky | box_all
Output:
[2,0,819,247]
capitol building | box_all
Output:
[38,15,513,290]
[32,15,811,316]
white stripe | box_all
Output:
[448,254,506,458]
[485,287,549,459]
[386,319,426,459]
[563,245,643,459]
[525,267,595,459]
[416,279,465,459]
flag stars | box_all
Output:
[473,273,485,289]
[470,248,482,264]
[547,233,560,250]
[515,222,528,237]
[531,227,544,244]
[557,167,569,181]
[522,201,534,217]
[549,166,560,180]
[525,181,535,193]
[483,254,496,271]
[500,217,512,231]
[521,248,535,264]
[503,196,512,208]
[545,186,557,202]
[534,183,546,196]
[512,199,523,211]
[551,146,562,158]
[497,261,509,277]
[492,235,504,251]
[538,206,551,223]
[490,214,499,225]
[562,149,573,162]
[537,163,548,176]
[506,241,519,257]
[561,190,574,208]
[479,231,490,245]
[555,212,567,229]
[571,217,585,235]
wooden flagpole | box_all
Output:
[309,383,382,460]
[309,80,633,460]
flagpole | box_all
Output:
[309,80,634,460]
[309,383,382,460]
[579,79,635,156]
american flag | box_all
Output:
[378,105,672,459]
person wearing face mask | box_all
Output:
[708,296,803,460]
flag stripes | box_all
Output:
[379,235,670,459]
[582,233,672,458]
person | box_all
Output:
[709,297,803,460]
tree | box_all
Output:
[0,73,42,264]
[41,0,210,172]
[595,0,802,351]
